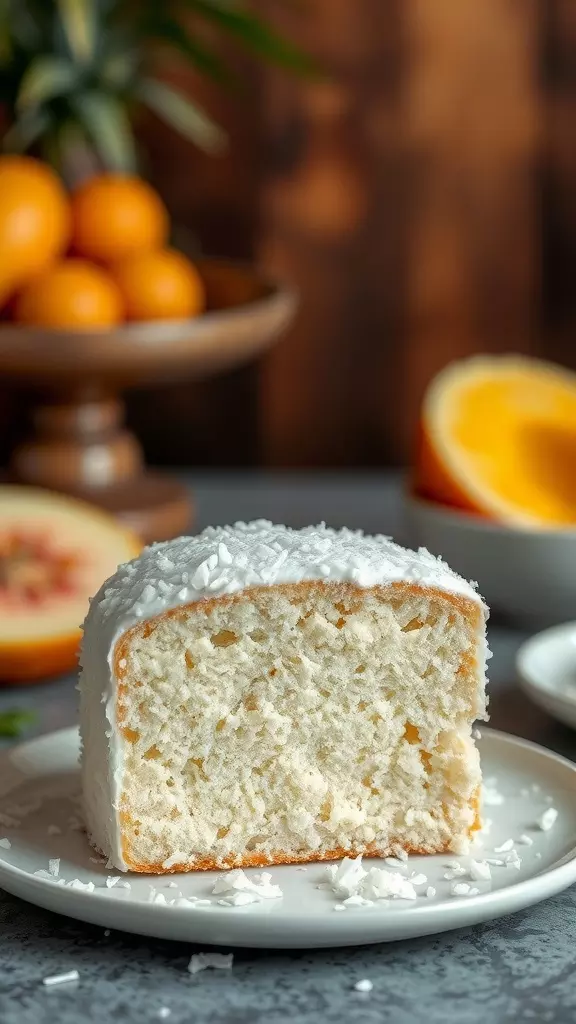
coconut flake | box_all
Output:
[536,807,558,832]
[212,868,282,902]
[0,837,11,849]
[426,886,436,898]
[106,876,121,888]
[354,979,373,993]
[66,879,95,892]
[494,839,514,853]
[518,834,534,846]
[469,859,491,882]
[48,858,60,877]
[188,953,233,975]
[42,970,79,987]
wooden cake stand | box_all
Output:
[0,260,296,543]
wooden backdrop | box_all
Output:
[4,1,576,469]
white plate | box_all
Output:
[0,727,575,949]
[517,622,576,730]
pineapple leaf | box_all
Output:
[16,55,79,111]
[136,76,227,153]
[72,91,137,171]
[3,108,52,152]
[182,0,318,75]
[56,0,96,64]
[147,17,235,85]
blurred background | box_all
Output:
[2,0,574,471]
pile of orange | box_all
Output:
[414,355,576,529]
[0,156,204,329]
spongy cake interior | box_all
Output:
[114,580,485,872]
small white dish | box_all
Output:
[517,622,576,729]
[0,727,575,948]
[406,491,576,626]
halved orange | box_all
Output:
[0,487,141,682]
[415,355,576,528]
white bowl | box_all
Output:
[405,492,576,626]
[517,623,576,729]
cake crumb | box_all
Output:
[354,979,373,993]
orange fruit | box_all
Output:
[0,156,70,303]
[415,355,576,528]
[71,173,168,264]
[14,258,124,329]
[0,486,141,683]
[111,248,204,321]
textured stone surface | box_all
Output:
[0,475,575,1024]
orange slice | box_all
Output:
[0,487,141,682]
[415,355,576,528]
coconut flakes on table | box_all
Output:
[187,953,233,975]
[354,979,373,993]
[42,970,79,987]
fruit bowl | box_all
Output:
[0,259,296,543]
[406,490,576,627]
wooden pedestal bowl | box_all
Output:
[0,260,296,543]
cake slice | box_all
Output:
[79,521,488,873]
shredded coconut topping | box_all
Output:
[0,838,11,849]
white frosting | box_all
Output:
[79,520,483,869]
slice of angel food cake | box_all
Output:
[79,521,488,873]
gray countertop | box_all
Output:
[1,473,575,1024]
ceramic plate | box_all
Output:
[517,623,576,730]
[0,727,575,949]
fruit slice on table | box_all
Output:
[112,248,205,321]
[70,173,168,264]
[416,355,576,528]
[14,258,124,329]
[0,156,70,305]
[0,487,141,682]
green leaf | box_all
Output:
[3,108,52,152]
[100,48,139,91]
[147,18,234,86]
[0,709,36,739]
[16,55,79,111]
[57,0,96,64]
[183,0,318,75]
[136,77,226,153]
[72,91,137,171]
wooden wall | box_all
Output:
[4,1,576,470]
